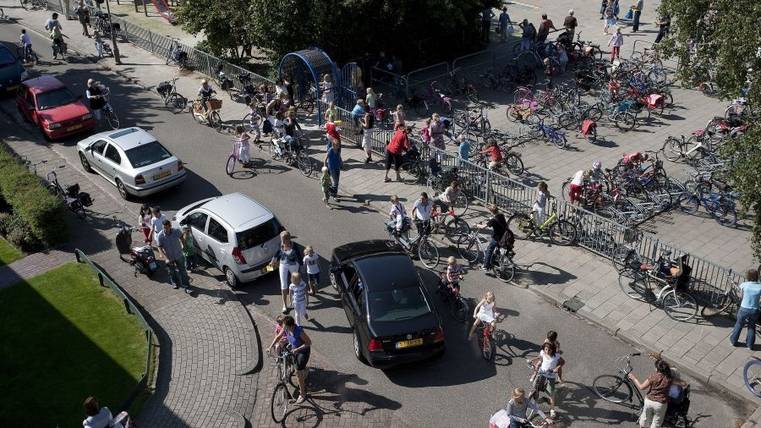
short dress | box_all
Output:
[477,300,496,323]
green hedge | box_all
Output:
[0,146,68,249]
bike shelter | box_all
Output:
[278,48,339,126]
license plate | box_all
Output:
[153,170,171,180]
[66,123,83,131]
[395,338,423,349]
[261,264,275,274]
[149,262,157,270]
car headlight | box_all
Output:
[81,113,93,121]
[47,122,62,129]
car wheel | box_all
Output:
[329,271,339,291]
[224,267,239,288]
[79,152,93,173]
[353,329,367,364]
[115,179,130,200]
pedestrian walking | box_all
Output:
[86,78,105,121]
[392,104,406,128]
[157,220,192,294]
[631,0,644,32]
[628,358,673,428]
[320,166,332,208]
[608,27,624,61]
[180,225,197,272]
[430,113,446,150]
[532,181,550,226]
[544,331,565,383]
[528,342,564,419]
[384,125,411,182]
[324,134,342,199]
[271,231,303,314]
[654,14,670,43]
[148,206,166,247]
[303,245,320,295]
[457,135,471,162]
[730,269,761,349]
[604,4,617,34]
[93,32,105,59]
[600,0,608,19]
[563,9,578,40]
[536,14,556,45]
[289,272,310,325]
[138,203,152,244]
[481,6,495,42]
[75,1,90,37]
[268,316,312,404]
[361,108,375,163]
[519,19,536,52]
[351,98,366,133]
[498,7,512,43]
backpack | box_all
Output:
[498,227,514,249]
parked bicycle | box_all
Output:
[699,277,740,318]
[744,358,761,399]
[46,169,93,220]
[508,208,577,246]
[456,229,516,283]
[156,78,188,113]
[166,40,189,70]
[429,200,470,243]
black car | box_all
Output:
[330,240,445,368]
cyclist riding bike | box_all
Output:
[19,29,33,62]
[197,80,217,118]
[528,341,564,419]
[489,387,550,428]
[412,192,434,238]
[444,256,465,291]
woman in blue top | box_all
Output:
[271,231,303,314]
[268,315,312,404]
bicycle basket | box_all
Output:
[78,192,93,207]
[157,82,172,95]
[65,183,80,198]
[207,99,223,110]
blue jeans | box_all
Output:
[166,257,190,289]
[483,238,498,268]
[329,168,340,195]
[730,307,760,348]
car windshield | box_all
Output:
[368,287,431,322]
[36,87,76,110]
[0,48,15,66]
[236,218,282,250]
[125,141,172,168]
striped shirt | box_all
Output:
[289,281,308,305]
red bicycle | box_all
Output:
[475,313,502,361]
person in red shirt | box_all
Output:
[385,125,411,182]
[480,140,503,170]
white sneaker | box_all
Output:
[281,306,288,314]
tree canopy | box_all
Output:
[658,0,761,261]
[176,0,499,68]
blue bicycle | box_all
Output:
[531,118,567,148]
[679,179,737,227]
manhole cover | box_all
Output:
[562,296,584,312]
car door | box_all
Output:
[339,264,359,326]
[101,143,123,185]
[183,211,209,263]
[87,139,109,175]
[204,216,230,269]
[16,87,34,122]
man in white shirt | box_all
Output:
[148,206,167,247]
[412,192,433,237]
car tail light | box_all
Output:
[135,174,145,185]
[433,327,445,343]
[368,337,383,352]
[232,247,246,265]
[177,160,184,171]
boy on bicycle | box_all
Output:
[19,29,33,63]
[444,256,465,292]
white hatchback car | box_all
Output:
[77,127,186,199]
[173,193,284,287]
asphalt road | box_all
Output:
[0,21,750,427]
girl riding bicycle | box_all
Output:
[468,291,499,339]
[529,341,563,419]
[233,126,252,166]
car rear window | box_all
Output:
[236,218,282,250]
[125,141,172,168]
[36,87,76,110]
[0,48,15,66]
[368,287,431,322]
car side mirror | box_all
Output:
[329,265,342,274]
[179,219,188,226]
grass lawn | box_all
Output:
[0,262,148,427]
[0,236,22,266]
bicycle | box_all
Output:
[225,138,258,176]
[191,98,223,131]
[385,218,440,269]
[617,257,698,322]
[21,157,47,175]
[661,132,714,164]
[46,169,92,220]
[454,104,491,136]
[166,40,190,70]
[156,78,188,113]
[700,278,740,318]
[474,311,502,361]
[533,119,568,149]
[269,134,313,177]
[429,201,470,243]
[508,209,577,246]
[18,43,39,65]
[678,179,737,227]
[456,229,516,283]
[100,88,120,130]
[436,272,469,323]
[744,358,761,398]
[269,346,299,423]
[447,67,479,104]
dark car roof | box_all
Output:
[355,253,419,292]
[22,75,66,94]
[0,45,16,65]
[332,240,405,263]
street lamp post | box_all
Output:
[104,0,122,64]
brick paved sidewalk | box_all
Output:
[0,249,72,290]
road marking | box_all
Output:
[505,0,539,10]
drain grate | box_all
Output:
[562,296,584,312]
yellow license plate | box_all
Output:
[153,170,171,180]
[66,123,83,131]
[261,265,275,274]
[395,338,423,349]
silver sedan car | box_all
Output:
[77,127,186,199]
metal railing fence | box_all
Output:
[74,249,156,413]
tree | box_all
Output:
[657,0,761,261]
[174,0,256,59]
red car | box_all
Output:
[16,75,96,140]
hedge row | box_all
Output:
[0,145,68,249]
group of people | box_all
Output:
[138,205,196,293]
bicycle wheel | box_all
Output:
[445,217,470,244]
[618,270,648,301]
[700,289,733,318]
[508,213,534,240]
[583,105,604,122]
[210,111,223,132]
[296,150,313,176]
[482,334,495,361]
[744,359,761,398]
[450,295,469,323]
[492,254,516,283]
[417,238,440,269]
[550,132,567,149]
[457,235,481,264]
[712,199,737,227]
[505,153,525,176]
[451,192,469,216]
[593,374,633,403]
[225,155,236,176]
[662,290,698,322]
[661,137,684,162]
[548,219,576,245]
[105,109,120,130]
[506,105,524,123]
[167,93,187,114]
[270,382,290,423]
[614,111,637,131]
